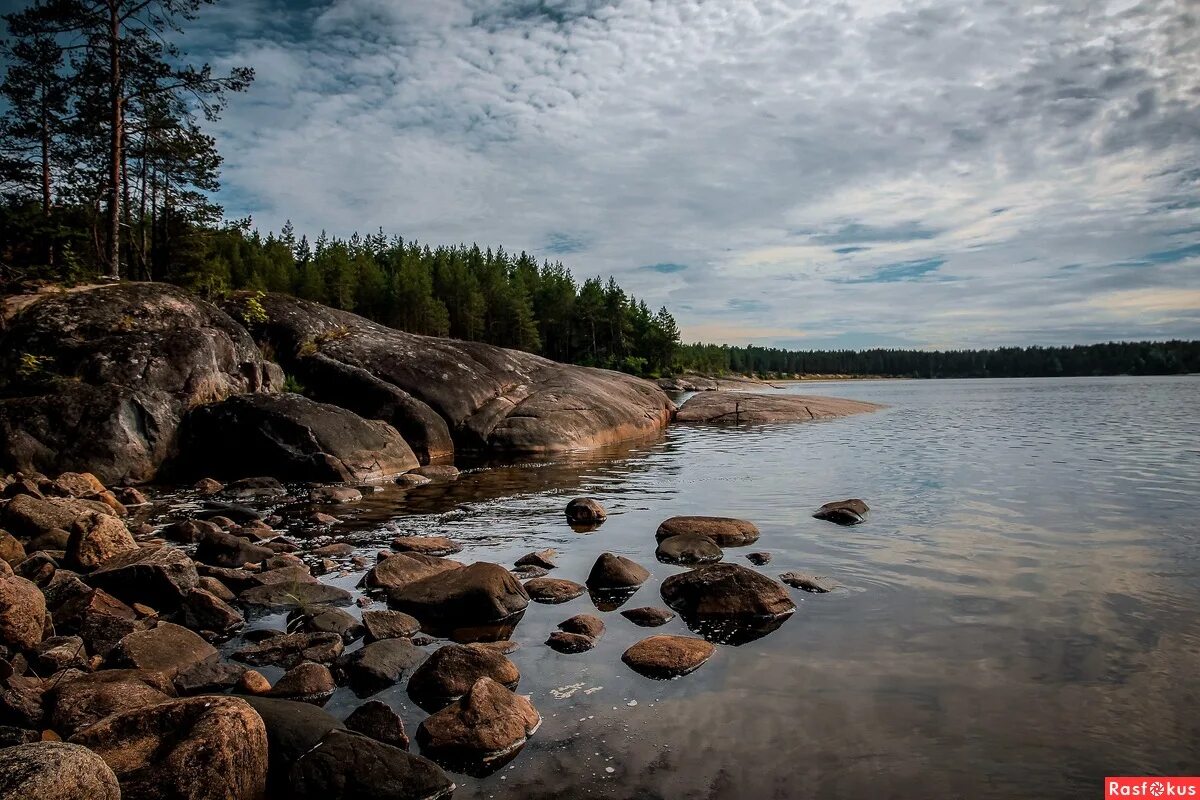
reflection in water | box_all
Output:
[679,611,794,646]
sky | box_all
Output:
[12,0,1200,349]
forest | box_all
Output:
[1,0,1196,381]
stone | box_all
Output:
[361,609,421,641]
[779,571,838,593]
[660,563,796,621]
[415,677,540,766]
[308,485,362,504]
[52,588,141,658]
[407,643,519,711]
[269,662,336,704]
[86,544,199,609]
[172,656,246,695]
[655,533,724,565]
[336,638,425,696]
[813,499,870,525]
[621,606,677,627]
[239,696,345,791]
[511,564,548,579]
[14,552,55,586]
[289,729,454,800]
[0,673,46,728]
[29,636,87,673]
[557,613,605,639]
[395,473,432,488]
[675,391,881,425]
[0,533,24,567]
[256,565,318,586]
[0,741,120,800]
[50,472,105,498]
[310,542,354,557]
[64,512,136,571]
[746,552,772,565]
[545,631,595,653]
[233,632,344,669]
[237,670,272,695]
[523,577,585,604]
[0,495,115,539]
[622,635,715,679]
[0,283,281,485]
[390,535,462,556]
[565,497,607,524]
[45,668,175,738]
[24,529,68,553]
[197,576,235,601]
[68,695,268,800]
[110,622,218,679]
[195,565,263,594]
[388,562,529,627]
[415,465,459,480]
[0,574,45,651]
[194,478,223,495]
[194,528,275,568]
[223,476,287,500]
[178,393,419,483]
[344,699,409,749]
[655,516,761,547]
[160,518,221,544]
[290,606,363,642]
[513,549,556,570]
[363,551,461,592]
[239,582,354,610]
[586,552,651,590]
[181,587,245,635]
[114,487,148,506]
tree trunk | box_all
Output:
[40,90,53,268]
[106,0,122,280]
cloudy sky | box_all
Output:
[178,1,1199,347]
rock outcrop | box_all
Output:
[0,283,281,484]
[675,391,881,424]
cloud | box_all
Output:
[193,0,1200,348]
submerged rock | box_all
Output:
[565,497,607,525]
[416,677,540,771]
[655,533,724,565]
[622,635,715,679]
[545,631,595,653]
[655,516,760,547]
[523,576,585,604]
[746,552,772,565]
[660,563,796,621]
[780,571,838,593]
[335,638,426,696]
[813,499,869,525]
[513,549,556,570]
[675,391,881,425]
[586,552,650,590]
[0,741,120,800]
[239,582,353,611]
[391,535,462,557]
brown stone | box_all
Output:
[585,552,651,590]
[675,391,881,424]
[813,499,869,525]
[45,669,175,738]
[234,631,344,669]
[237,670,272,695]
[523,576,585,604]
[363,551,461,592]
[622,635,715,679]
[181,587,245,635]
[336,639,426,696]
[344,699,409,750]
[390,535,462,556]
[545,631,595,653]
[0,741,120,800]
[416,677,540,763]
[86,544,199,609]
[565,497,607,524]
[0,532,25,566]
[513,549,556,570]
[655,516,760,547]
[660,563,796,620]
[269,662,336,704]
[779,571,838,593]
[557,613,604,639]
[361,609,421,641]
[0,573,46,651]
[109,622,218,678]
[388,562,528,626]
[621,606,675,627]
[655,533,724,565]
[407,643,519,710]
[64,512,136,571]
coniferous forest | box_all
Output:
[1,0,1196,381]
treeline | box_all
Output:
[676,341,1200,379]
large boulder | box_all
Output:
[0,741,120,800]
[1,494,115,539]
[387,562,529,628]
[675,391,881,424]
[68,695,268,800]
[241,293,675,459]
[407,643,520,710]
[656,516,760,547]
[176,392,418,482]
[289,729,454,800]
[86,544,199,608]
[239,696,345,791]
[109,622,219,678]
[335,638,425,696]
[660,563,796,622]
[364,552,461,593]
[0,573,45,651]
[0,282,281,484]
[415,677,540,768]
[45,668,176,738]
[622,635,715,679]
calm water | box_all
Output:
[250,376,1200,798]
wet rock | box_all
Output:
[655,533,723,565]
[290,728,454,800]
[336,638,426,696]
[345,699,409,749]
[309,485,362,504]
[660,563,796,628]
[223,476,288,500]
[45,668,175,737]
[194,528,275,568]
[86,544,199,609]
[676,391,881,425]
[64,512,136,571]
[746,552,772,565]
[511,564,548,579]
[172,656,246,695]
[514,549,556,570]
[181,587,245,635]
[237,670,272,695]
[194,477,223,495]
[0,573,45,651]
[565,497,607,525]
[0,533,24,567]
[655,516,760,547]
[0,741,120,800]
[290,606,363,642]
[113,487,148,506]
[407,643,519,711]
[270,662,336,704]
[395,473,431,488]
[197,575,235,601]
[29,636,87,674]
[256,565,318,586]
[391,535,462,556]
[779,571,838,593]
[310,542,354,557]
[240,581,354,611]
[110,622,218,678]
[557,613,605,639]
[69,695,268,800]
[364,551,461,592]
[52,588,141,658]
[195,564,263,594]
[586,552,651,590]
[415,465,459,480]
[196,502,262,525]
[160,518,221,545]
[622,635,715,679]
[389,562,529,627]
[523,577,585,604]
[178,393,419,483]
[416,677,540,769]
[545,631,595,653]
[621,606,676,627]
[361,609,421,641]
[239,695,345,789]
[1,495,115,539]
[813,499,869,525]
[234,631,344,669]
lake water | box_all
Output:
[257,376,1200,798]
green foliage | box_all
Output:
[282,374,306,394]
[240,291,269,326]
[17,352,50,377]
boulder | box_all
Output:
[780,571,838,593]
[0,533,24,567]
[557,613,604,639]
[86,545,199,608]
[160,518,222,544]
[63,512,137,571]
[239,582,353,611]
[49,472,106,497]
[25,529,68,553]
[197,576,235,601]
[390,535,462,557]
[363,552,460,592]
[0,573,45,651]
[0,672,46,728]
[194,528,274,568]
[269,662,336,704]
[0,741,120,800]
[746,551,772,565]
[414,465,459,480]
[45,668,175,737]
[813,498,870,525]
[523,577,585,604]
[660,563,796,621]
[1,494,116,540]
[345,699,409,749]
[68,695,268,800]
[29,636,88,673]
[289,729,454,800]
[14,552,55,585]
[335,638,425,696]
[585,552,650,590]
[0,282,281,485]
[655,533,724,565]
[233,632,343,669]
[176,393,418,483]
[109,622,218,678]
[172,656,246,696]
[388,562,528,627]
[395,473,431,488]
[407,643,519,711]
[239,696,345,791]
[513,549,556,570]
[415,677,540,767]
[194,478,223,495]
[238,670,272,695]
[223,476,287,500]
[181,587,245,635]
[308,485,362,504]
[622,635,715,679]
[545,631,595,653]
[243,293,674,458]
[675,391,881,424]
[565,497,607,524]
[361,609,421,641]
[289,606,363,642]
[52,587,142,658]
[655,516,760,547]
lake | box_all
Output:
[278,375,1200,798]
